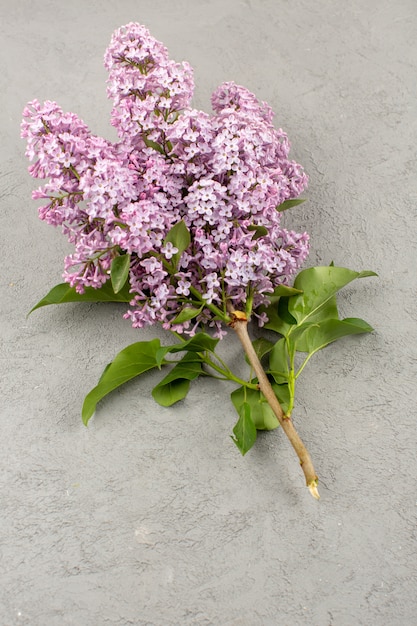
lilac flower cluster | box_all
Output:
[22,22,309,338]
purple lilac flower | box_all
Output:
[104,22,194,149]
[22,22,309,338]
[21,100,140,291]
[211,81,274,123]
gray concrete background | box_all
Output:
[1,1,416,624]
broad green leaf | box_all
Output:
[29,280,132,315]
[263,303,292,336]
[82,339,162,425]
[297,294,339,326]
[278,297,297,325]
[98,362,112,383]
[268,338,289,384]
[231,402,257,455]
[153,378,190,407]
[281,294,340,350]
[151,353,203,407]
[251,338,275,361]
[244,337,274,366]
[276,198,306,211]
[284,322,316,353]
[289,266,376,326]
[268,285,302,304]
[248,224,268,239]
[167,333,219,354]
[272,285,303,297]
[154,332,219,367]
[172,305,203,324]
[271,382,291,416]
[264,297,330,339]
[164,220,191,266]
[357,270,378,278]
[143,136,164,154]
[294,317,374,354]
[231,387,279,431]
[110,254,131,293]
[155,347,170,368]
[281,297,340,352]
[262,287,304,333]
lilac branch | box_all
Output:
[228,306,320,499]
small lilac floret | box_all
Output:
[161,242,179,260]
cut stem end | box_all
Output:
[308,480,320,500]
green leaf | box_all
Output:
[231,387,279,431]
[110,254,131,293]
[289,266,376,326]
[294,317,374,354]
[299,294,339,326]
[154,332,220,368]
[98,362,112,383]
[252,338,275,361]
[268,338,289,384]
[278,297,297,325]
[264,294,331,338]
[270,284,303,298]
[143,136,164,154]
[29,280,132,315]
[155,347,170,368]
[280,296,340,349]
[271,382,291,416]
[276,198,306,211]
[164,220,191,266]
[357,270,378,278]
[284,322,316,352]
[82,339,162,425]
[167,333,219,354]
[244,337,274,366]
[263,303,292,336]
[231,402,257,454]
[260,286,304,333]
[277,295,340,350]
[265,285,304,308]
[171,305,203,324]
[248,224,268,240]
[152,353,203,407]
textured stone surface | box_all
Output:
[1,1,416,624]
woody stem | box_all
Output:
[228,308,320,499]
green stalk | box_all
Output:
[189,285,231,324]
[287,369,295,416]
[69,164,80,181]
[295,352,315,379]
[203,354,258,390]
[286,336,296,416]
[170,331,257,390]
